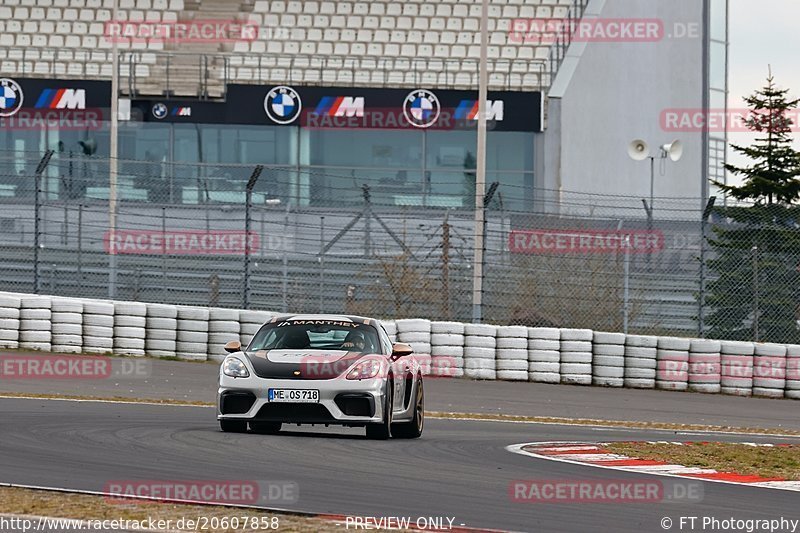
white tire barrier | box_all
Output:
[208,308,240,363]
[176,306,209,361]
[720,341,754,396]
[559,329,591,385]
[753,343,786,398]
[81,300,114,354]
[656,337,691,391]
[430,321,464,378]
[528,327,560,383]
[0,294,21,349]
[19,296,52,351]
[51,298,83,354]
[240,310,274,347]
[464,324,495,380]
[9,290,800,400]
[786,345,800,396]
[381,320,397,343]
[623,335,657,389]
[396,319,431,373]
[688,339,721,393]
[494,326,527,381]
[430,321,465,335]
[145,303,177,358]
[592,331,626,387]
[113,301,146,357]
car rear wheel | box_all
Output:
[366,379,393,440]
[392,378,424,439]
[219,419,247,433]
[250,421,282,434]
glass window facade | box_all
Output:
[0,121,535,211]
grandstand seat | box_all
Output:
[0,0,559,92]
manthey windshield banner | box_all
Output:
[131,84,543,132]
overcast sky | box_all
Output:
[728,0,800,173]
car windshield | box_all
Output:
[248,319,381,353]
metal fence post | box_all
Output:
[77,203,83,294]
[33,150,55,294]
[319,216,325,313]
[752,244,759,342]
[698,197,716,337]
[282,203,289,313]
[243,165,263,309]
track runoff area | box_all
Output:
[2,354,800,533]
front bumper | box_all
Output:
[217,373,386,425]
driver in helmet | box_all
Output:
[341,330,367,352]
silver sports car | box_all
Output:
[217,314,424,439]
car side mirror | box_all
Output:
[391,342,413,358]
[224,340,242,353]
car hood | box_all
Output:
[243,349,373,380]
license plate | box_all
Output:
[268,388,320,403]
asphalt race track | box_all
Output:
[2,397,800,532]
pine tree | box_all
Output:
[705,72,800,342]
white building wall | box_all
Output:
[543,0,706,218]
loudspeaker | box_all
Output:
[660,140,683,162]
[628,139,649,161]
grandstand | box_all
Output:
[0,0,580,98]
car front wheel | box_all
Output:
[392,377,424,439]
[366,379,393,440]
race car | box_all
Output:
[217,314,424,439]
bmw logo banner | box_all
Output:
[0,78,25,118]
[127,85,543,133]
[264,86,303,125]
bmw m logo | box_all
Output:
[152,102,168,119]
[0,78,24,118]
[264,86,302,124]
[403,89,440,128]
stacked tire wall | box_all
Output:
[4,290,800,400]
[592,332,626,387]
[429,321,464,378]
[464,323,496,380]
[0,294,21,349]
[495,326,528,381]
[145,303,178,358]
[176,306,209,361]
[528,327,560,383]
[559,329,592,385]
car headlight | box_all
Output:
[346,359,383,380]
[222,357,250,378]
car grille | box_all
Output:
[335,394,375,417]
[254,403,336,423]
[219,391,256,414]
